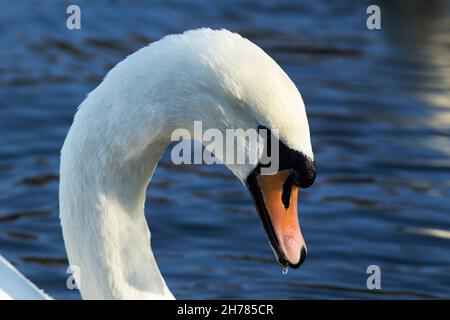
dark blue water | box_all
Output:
[1,0,449,299]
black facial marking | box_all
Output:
[258,125,317,189]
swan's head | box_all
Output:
[166,29,317,269]
[237,84,316,269]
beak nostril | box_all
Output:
[281,173,295,209]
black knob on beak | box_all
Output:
[293,156,316,189]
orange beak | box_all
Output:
[246,169,307,268]
[257,170,306,266]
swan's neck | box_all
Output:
[60,121,174,299]
[59,42,240,299]
[59,35,263,299]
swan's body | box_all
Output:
[1,28,316,299]
[0,255,50,300]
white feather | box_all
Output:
[1,28,313,300]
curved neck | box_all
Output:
[59,35,261,299]
[59,42,240,299]
[58,58,189,300]
[60,126,173,299]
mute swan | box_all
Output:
[1,28,316,300]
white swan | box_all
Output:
[1,28,316,300]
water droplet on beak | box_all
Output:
[281,266,288,275]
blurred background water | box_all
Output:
[0,0,449,299]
